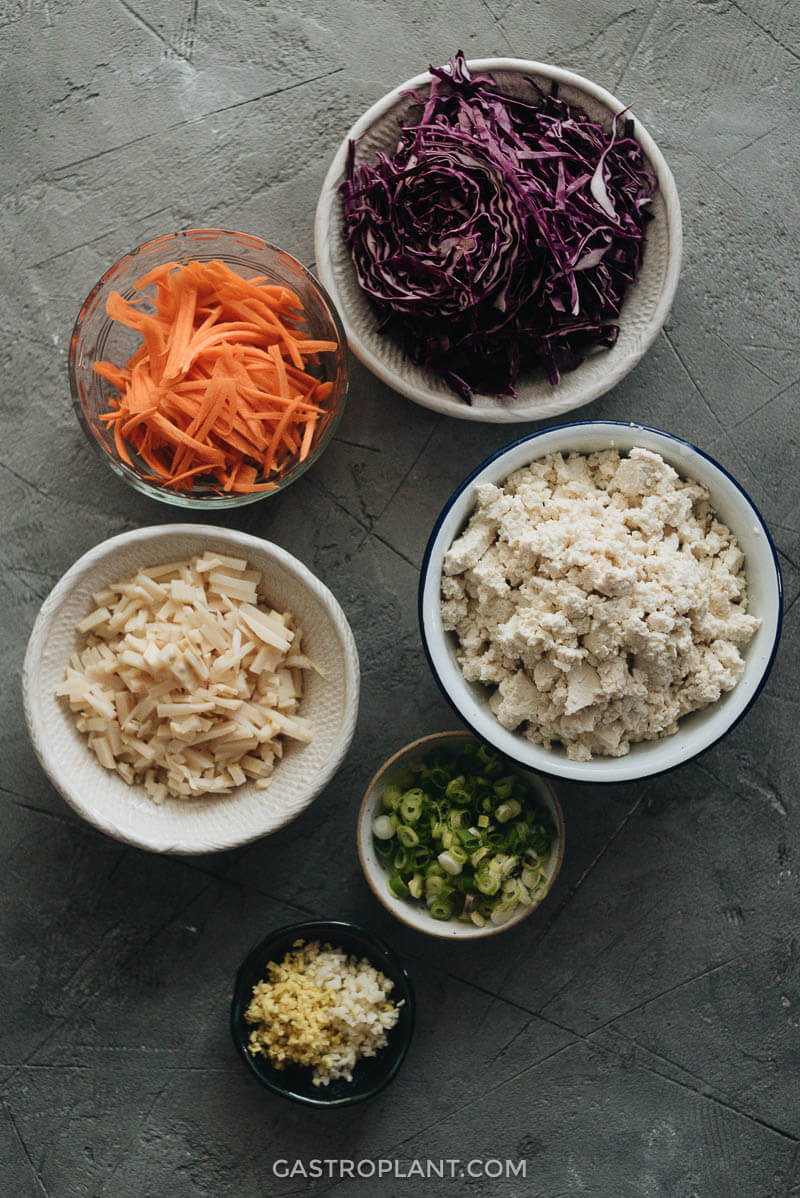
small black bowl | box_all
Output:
[230,920,415,1107]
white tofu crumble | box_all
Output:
[441,448,761,761]
[57,551,317,799]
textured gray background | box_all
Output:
[2,1,799,1196]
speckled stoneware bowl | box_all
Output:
[357,731,565,940]
[315,57,681,423]
[419,421,783,783]
[230,919,415,1107]
[22,525,360,853]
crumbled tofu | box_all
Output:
[56,551,318,799]
[442,448,761,760]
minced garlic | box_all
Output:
[245,940,402,1086]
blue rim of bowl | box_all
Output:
[68,228,349,508]
[418,420,784,783]
[230,919,415,1108]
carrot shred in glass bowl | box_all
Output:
[94,258,338,494]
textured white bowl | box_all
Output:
[357,732,564,940]
[419,422,783,783]
[315,57,682,423]
[23,525,360,853]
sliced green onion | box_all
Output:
[475,866,500,895]
[496,798,522,823]
[371,742,556,925]
[408,873,424,900]
[393,846,411,871]
[427,766,450,788]
[438,850,463,876]
[381,784,403,811]
[429,897,454,921]
[372,814,396,840]
[425,875,448,898]
[396,824,419,848]
[494,853,519,878]
[411,845,432,869]
[387,874,409,899]
[399,788,424,821]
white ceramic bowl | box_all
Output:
[419,422,783,783]
[23,525,360,853]
[357,731,564,940]
[315,57,681,423]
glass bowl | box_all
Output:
[230,920,415,1107]
[69,229,348,508]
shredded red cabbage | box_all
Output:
[340,53,657,402]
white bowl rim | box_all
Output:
[357,730,565,939]
[419,420,783,783]
[22,524,360,853]
[315,56,683,423]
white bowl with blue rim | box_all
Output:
[419,421,782,783]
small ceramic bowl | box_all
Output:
[315,57,681,423]
[22,524,360,853]
[357,731,565,940]
[230,920,415,1107]
[69,228,348,507]
[419,421,783,783]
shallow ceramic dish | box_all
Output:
[69,228,348,507]
[22,525,360,853]
[419,421,782,783]
[357,731,564,940]
[315,57,681,423]
[230,919,415,1107]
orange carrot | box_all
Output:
[93,258,339,495]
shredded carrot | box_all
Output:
[94,258,339,495]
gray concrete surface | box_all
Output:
[2,2,799,1195]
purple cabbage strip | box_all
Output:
[340,52,657,402]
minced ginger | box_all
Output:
[245,940,401,1086]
